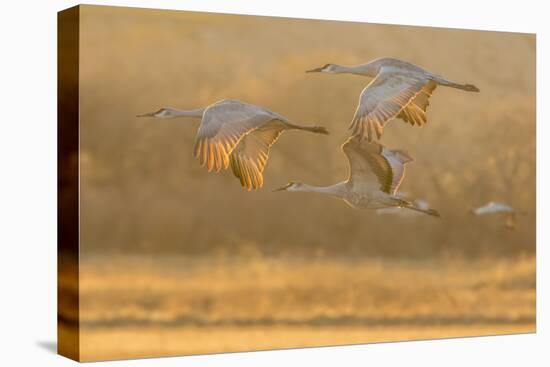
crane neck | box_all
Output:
[171,108,205,117]
[295,182,347,198]
[333,64,377,77]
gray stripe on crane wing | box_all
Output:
[350,72,432,141]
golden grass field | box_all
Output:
[65,5,537,361]
[61,254,536,361]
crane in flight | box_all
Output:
[274,136,440,217]
[306,57,479,141]
[138,99,329,190]
[471,201,521,230]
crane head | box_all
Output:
[136,107,179,118]
[306,63,337,73]
[273,181,302,192]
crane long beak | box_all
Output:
[305,66,323,73]
[272,183,293,192]
[136,112,156,117]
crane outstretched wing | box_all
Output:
[342,137,411,194]
[381,144,416,194]
[473,202,515,215]
[229,124,286,190]
[350,72,434,141]
[397,81,437,126]
[193,100,281,172]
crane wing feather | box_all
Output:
[342,137,391,192]
[229,124,286,190]
[397,81,437,126]
[382,149,408,194]
[193,100,283,173]
[342,137,410,194]
[350,72,433,141]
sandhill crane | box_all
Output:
[138,99,329,190]
[306,57,480,141]
[471,201,520,230]
[376,198,432,217]
[274,137,440,217]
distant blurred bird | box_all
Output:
[138,99,329,190]
[274,137,440,217]
[306,57,480,141]
[376,198,433,217]
[471,201,520,230]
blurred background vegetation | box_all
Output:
[79,6,535,259]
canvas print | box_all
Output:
[58,5,536,362]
